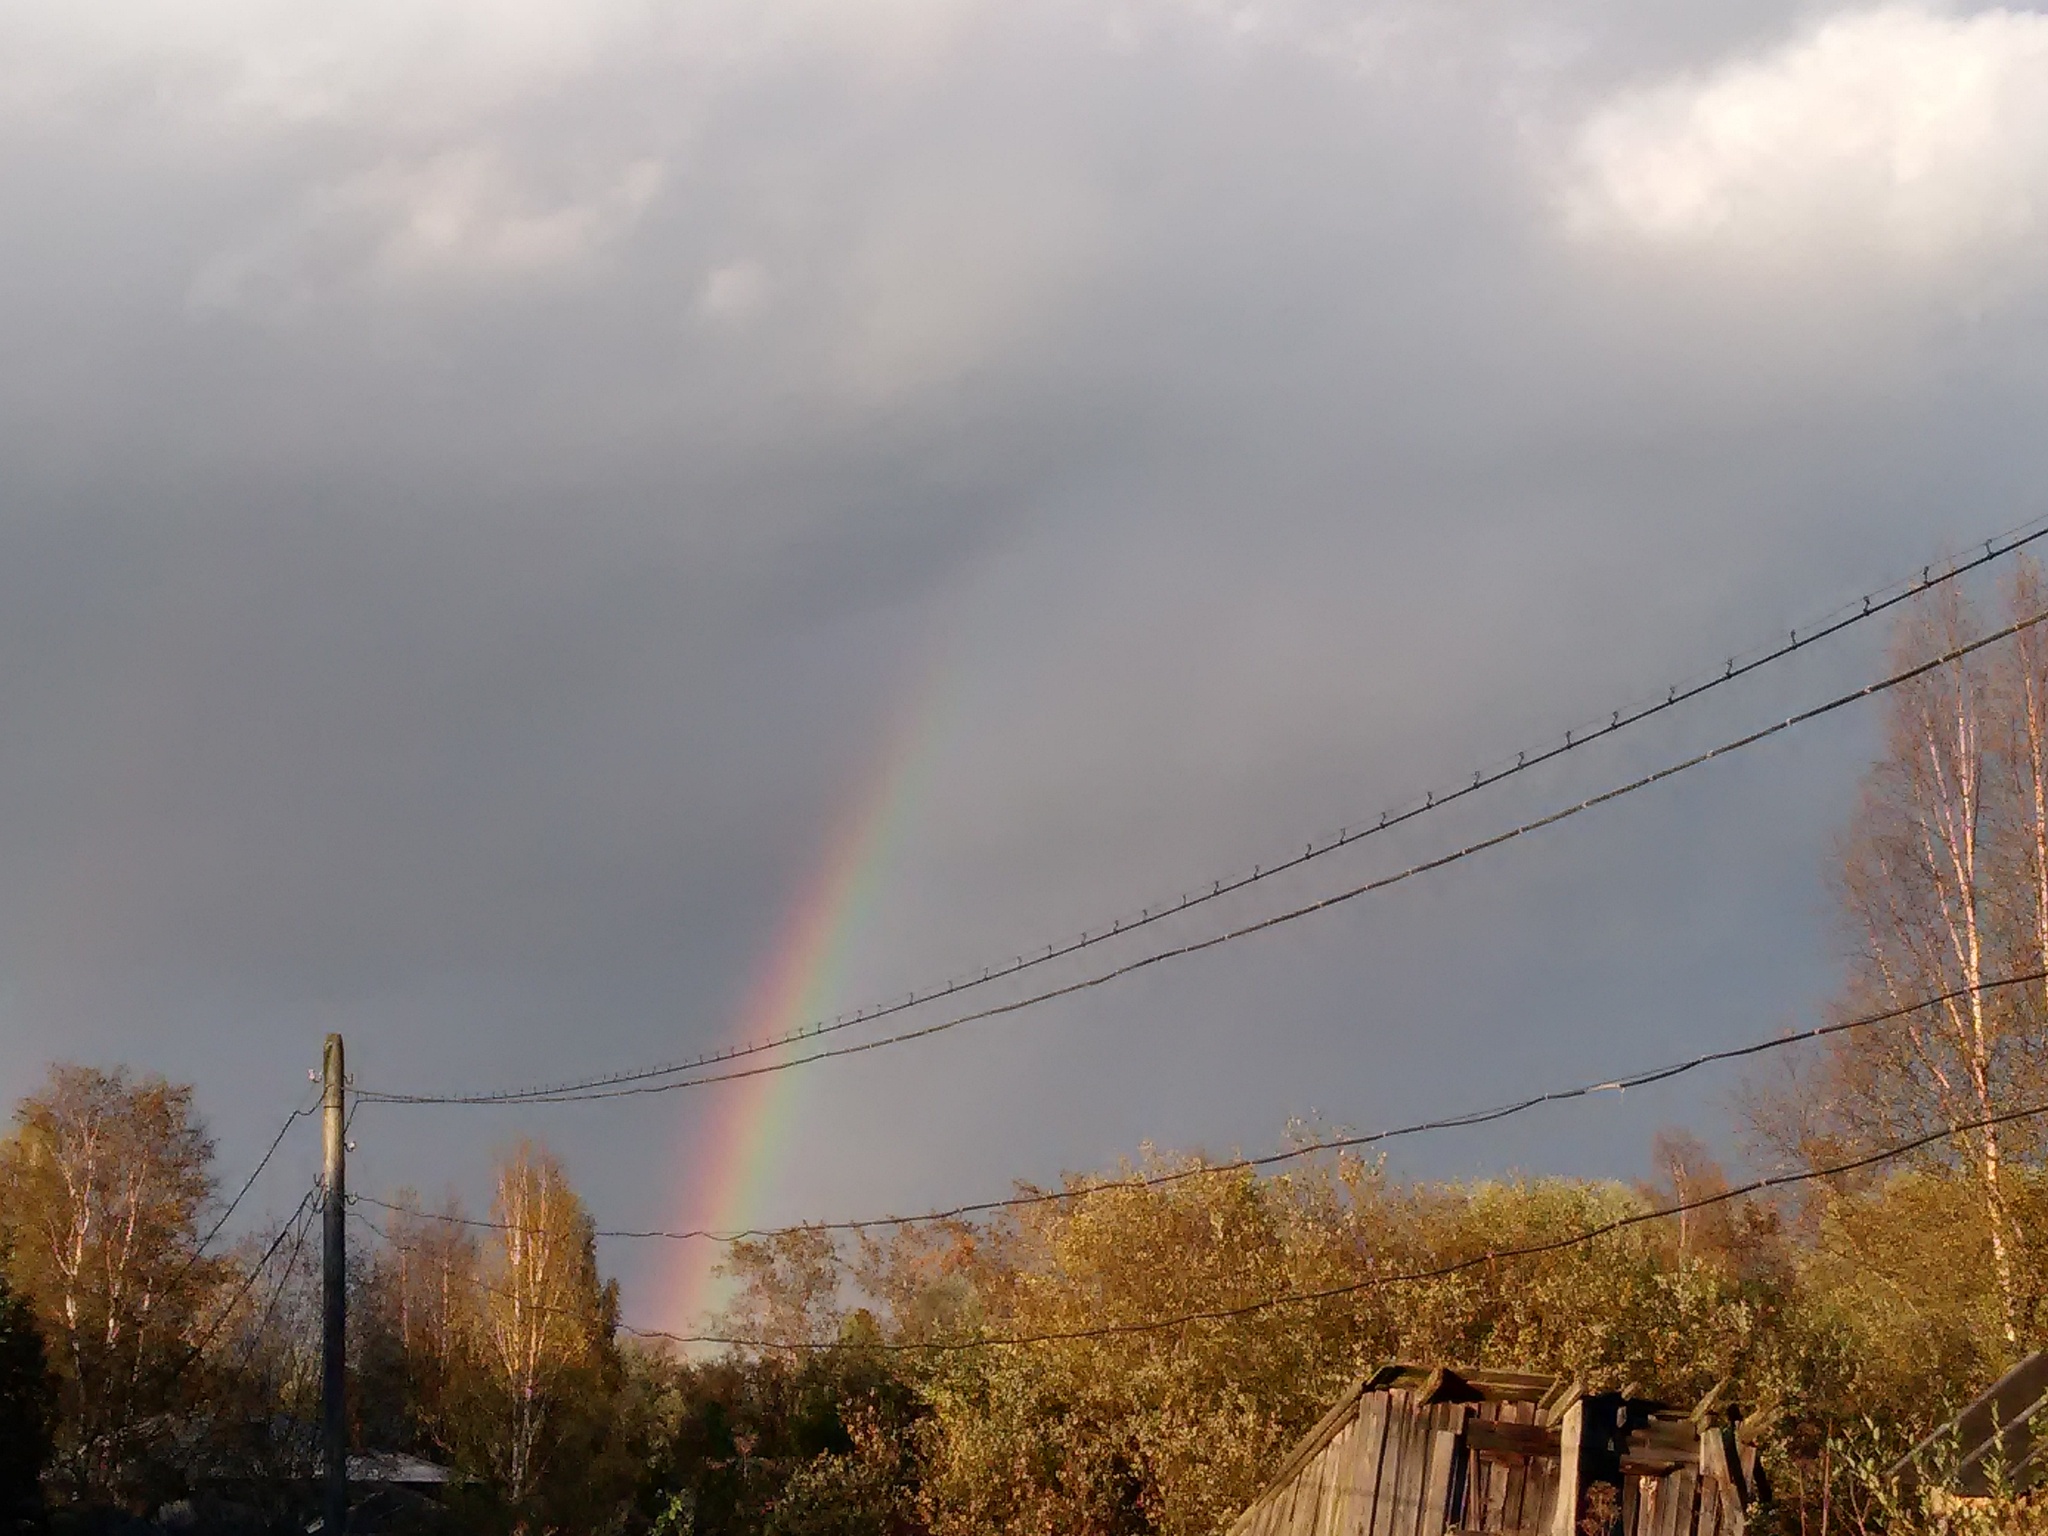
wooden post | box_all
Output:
[322,1035,348,1535]
[1551,1397,1586,1536]
[1700,1427,1746,1536]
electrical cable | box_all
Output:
[346,1208,616,1349]
[363,602,2048,1108]
[231,1194,320,1374]
[174,1081,337,1300]
[186,1184,321,1364]
[350,1098,2048,1353]
[180,1098,317,1285]
[355,515,2048,1110]
[352,966,2048,1244]
[670,1099,2048,1350]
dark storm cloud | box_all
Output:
[4,0,2048,1325]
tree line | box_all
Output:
[7,575,2048,1535]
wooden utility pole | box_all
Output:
[322,1033,348,1535]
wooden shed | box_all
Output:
[1227,1365,1765,1536]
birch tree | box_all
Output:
[356,1190,481,1463]
[0,1064,215,1500]
[1770,574,2048,1350]
[477,1141,612,1504]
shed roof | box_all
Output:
[345,1452,459,1486]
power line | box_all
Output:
[645,1098,2048,1352]
[171,1090,324,1318]
[232,1194,321,1374]
[353,967,2048,1244]
[345,1208,616,1340]
[205,1104,314,1249]
[363,602,2048,1109]
[186,1184,321,1364]
[355,514,2048,1110]
[349,1099,2048,1355]
[181,1100,317,1283]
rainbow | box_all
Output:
[665,665,948,1329]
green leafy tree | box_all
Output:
[629,1292,925,1536]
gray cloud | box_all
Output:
[3,0,2047,1326]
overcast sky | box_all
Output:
[5,0,2048,1331]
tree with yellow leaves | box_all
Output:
[476,1140,617,1505]
[1753,567,2048,1353]
[0,1064,217,1503]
